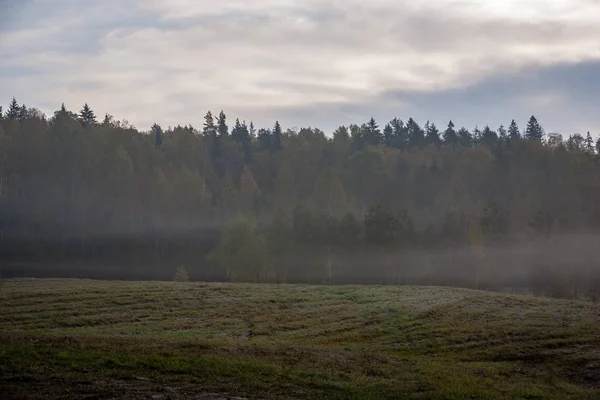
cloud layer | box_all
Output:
[1,0,600,133]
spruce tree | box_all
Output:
[596,137,600,155]
[383,123,393,147]
[7,97,20,120]
[425,121,441,146]
[18,104,28,121]
[217,110,228,137]
[389,118,406,149]
[443,120,458,146]
[498,125,508,142]
[585,132,595,154]
[480,125,498,148]
[152,123,163,148]
[0,106,3,120]
[458,127,473,147]
[525,115,544,141]
[364,117,382,146]
[406,118,425,148]
[508,120,521,141]
[79,103,96,125]
[273,121,283,151]
[203,111,216,137]
[249,121,256,138]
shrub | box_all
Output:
[173,266,190,282]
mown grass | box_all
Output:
[1,279,599,399]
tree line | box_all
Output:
[1,97,599,300]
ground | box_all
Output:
[1,279,599,399]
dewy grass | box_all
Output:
[1,278,599,399]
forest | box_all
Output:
[1,97,599,299]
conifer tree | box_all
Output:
[364,117,382,146]
[273,121,283,151]
[443,120,458,146]
[508,120,521,141]
[498,125,508,142]
[480,126,498,148]
[7,97,20,120]
[203,111,216,137]
[425,121,441,146]
[217,110,228,137]
[585,132,595,154]
[525,116,544,141]
[79,103,97,126]
[383,123,393,147]
[406,118,425,148]
[18,104,28,121]
[152,123,163,148]
[0,106,3,120]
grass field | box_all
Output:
[1,279,599,399]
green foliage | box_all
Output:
[79,103,96,126]
[208,217,268,282]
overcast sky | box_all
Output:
[1,0,599,135]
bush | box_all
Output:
[173,266,189,282]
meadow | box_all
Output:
[1,279,599,399]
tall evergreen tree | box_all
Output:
[0,106,3,120]
[498,125,508,143]
[480,126,498,148]
[596,137,600,155]
[249,121,256,138]
[585,132,595,154]
[425,121,441,146]
[18,104,28,121]
[458,127,473,147]
[217,110,228,137]
[443,120,458,146]
[508,120,521,141]
[389,118,407,149]
[525,116,544,141]
[363,117,382,146]
[406,118,425,148]
[79,103,96,126]
[383,123,393,147]
[273,121,283,151]
[152,123,163,148]
[7,97,20,120]
[203,111,216,137]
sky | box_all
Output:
[1,0,600,135]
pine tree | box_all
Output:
[152,123,163,148]
[525,116,544,141]
[203,111,216,137]
[443,120,458,146]
[0,106,3,120]
[217,110,228,137]
[79,103,96,126]
[596,137,600,155]
[7,97,20,120]
[249,121,256,138]
[406,118,425,148]
[480,126,498,148]
[498,125,508,142]
[425,121,441,146]
[389,118,407,149]
[364,117,382,146]
[273,121,283,151]
[458,127,473,147]
[383,123,393,147]
[508,120,520,141]
[18,104,28,121]
[585,132,594,154]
